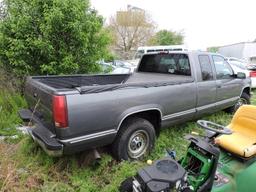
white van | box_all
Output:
[133,45,188,59]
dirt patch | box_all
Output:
[0,142,44,191]
[0,143,19,191]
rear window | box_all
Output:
[138,53,191,76]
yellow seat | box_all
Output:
[215,105,256,158]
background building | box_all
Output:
[218,42,256,63]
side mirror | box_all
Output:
[236,72,246,79]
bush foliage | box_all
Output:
[149,29,184,46]
[0,0,111,76]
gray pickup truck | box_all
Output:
[19,51,251,160]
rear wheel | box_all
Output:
[112,117,156,161]
[226,92,250,113]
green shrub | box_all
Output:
[0,0,111,76]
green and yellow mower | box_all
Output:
[120,105,256,192]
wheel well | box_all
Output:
[120,110,162,136]
[242,87,250,96]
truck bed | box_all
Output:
[78,73,194,94]
[33,74,130,89]
[31,73,194,94]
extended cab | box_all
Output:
[19,51,251,160]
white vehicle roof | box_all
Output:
[137,45,188,52]
[134,45,188,59]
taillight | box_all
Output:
[52,95,68,128]
[250,71,256,77]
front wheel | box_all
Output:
[226,92,250,113]
[112,117,156,161]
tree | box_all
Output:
[149,29,184,46]
[0,0,111,77]
[207,46,219,53]
[108,8,155,59]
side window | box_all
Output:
[198,55,213,81]
[212,55,233,79]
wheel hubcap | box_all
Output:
[128,130,149,159]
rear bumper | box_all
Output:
[19,109,63,157]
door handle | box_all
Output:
[217,84,222,88]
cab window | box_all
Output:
[212,55,233,79]
[198,55,213,81]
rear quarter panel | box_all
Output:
[58,82,197,140]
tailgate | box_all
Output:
[24,79,56,134]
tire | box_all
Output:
[225,92,250,113]
[112,117,156,161]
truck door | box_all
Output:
[212,55,241,110]
[196,54,217,116]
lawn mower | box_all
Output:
[119,105,256,192]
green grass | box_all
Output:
[0,90,255,191]
[252,91,256,105]
[0,91,27,136]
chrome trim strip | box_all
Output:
[162,108,196,121]
[59,129,117,144]
[117,108,163,131]
[162,96,239,120]
[196,97,238,111]
[215,96,239,106]
[196,103,216,111]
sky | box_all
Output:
[90,0,256,50]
